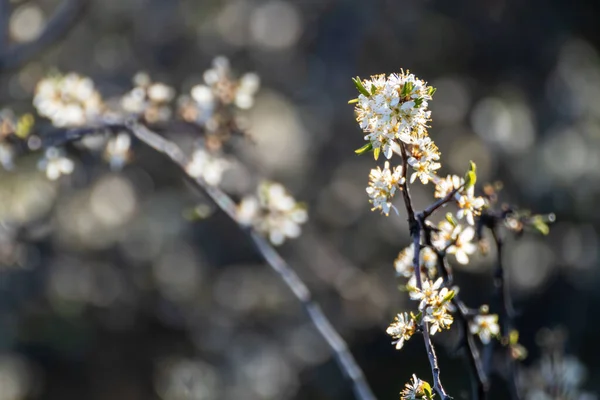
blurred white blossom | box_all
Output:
[237,181,307,246]
[122,72,175,123]
[185,148,230,186]
[34,73,103,127]
[38,147,74,180]
[104,132,132,170]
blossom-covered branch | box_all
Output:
[350,69,553,400]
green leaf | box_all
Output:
[373,146,381,160]
[427,86,437,96]
[354,142,373,155]
[414,97,424,108]
[352,77,371,97]
[531,216,550,235]
[370,84,377,95]
[401,81,414,97]
[348,98,358,104]
[464,160,477,190]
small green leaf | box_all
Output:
[370,84,377,95]
[401,81,414,97]
[348,98,359,104]
[531,216,550,235]
[373,147,381,160]
[414,97,424,108]
[427,86,437,97]
[354,142,373,155]
[352,77,371,97]
[464,160,477,190]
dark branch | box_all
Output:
[0,0,88,71]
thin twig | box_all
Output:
[421,187,461,220]
[0,0,88,71]
[47,121,375,400]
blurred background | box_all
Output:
[0,0,599,399]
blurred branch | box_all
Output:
[37,120,377,400]
[0,0,88,71]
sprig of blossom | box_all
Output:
[237,181,307,246]
[34,73,103,127]
[121,72,175,124]
[406,136,441,184]
[408,277,455,335]
[353,71,435,160]
[178,56,260,150]
[366,161,404,215]
[38,147,74,180]
[185,148,230,186]
[469,313,500,344]
[400,374,434,400]
[394,246,438,279]
[386,312,417,350]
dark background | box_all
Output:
[0,0,599,399]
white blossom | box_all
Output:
[435,174,464,199]
[185,148,230,186]
[34,73,102,127]
[38,147,74,180]
[366,161,404,215]
[237,181,307,246]
[457,186,486,225]
[469,314,500,344]
[386,312,416,350]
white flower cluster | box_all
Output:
[409,277,455,335]
[237,181,307,246]
[37,147,74,180]
[121,72,175,123]
[185,148,230,186]
[179,56,260,130]
[34,73,103,127]
[394,245,437,280]
[400,374,434,400]
[354,71,434,160]
[366,161,404,215]
[432,220,477,264]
